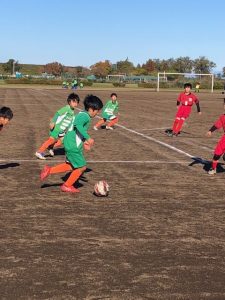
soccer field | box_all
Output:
[1,88,225,299]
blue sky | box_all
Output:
[1,0,224,71]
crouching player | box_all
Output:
[35,93,80,160]
[94,93,119,130]
[166,83,201,137]
[40,95,103,193]
[207,113,225,175]
[0,106,13,131]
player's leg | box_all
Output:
[36,137,56,159]
[40,162,73,181]
[60,150,87,192]
[94,118,106,130]
[173,117,185,135]
[61,166,86,193]
[208,136,225,174]
[106,116,119,130]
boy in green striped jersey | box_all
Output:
[94,93,119,130]
[40,95,103,193]
[35,93,80,160]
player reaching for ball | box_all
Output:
[166,83,201,137]
[40,94,103,193]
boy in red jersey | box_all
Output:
[166,83,201,137]
[206,114,225,175]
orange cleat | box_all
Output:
[60,184,80,193]
[40,165,51,181]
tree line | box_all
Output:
[1,57,224,78]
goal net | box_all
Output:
[157,72,214,92]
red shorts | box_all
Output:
[175,106,192,119]
[214,135,225,156]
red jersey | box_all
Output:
[177,92,198,106]
[214,114,225,132]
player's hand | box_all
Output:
[49,122,55,130]
[206,131,212,137]
[198,112,202,115]
[86,138,94,146]
[84,141,91,151]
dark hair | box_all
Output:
[67,93,80,103]
[111,93,117,98]
[184,83,192,89]
[83,94,103,111]
[0,106,13,120]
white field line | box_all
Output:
[138,127,169,131]
[0,159,190,164]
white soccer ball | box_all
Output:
[94,180,109,197]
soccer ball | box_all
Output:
[94,180,109,197]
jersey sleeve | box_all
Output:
[193,94,199,103]
[74,113,90,140]
[114,102,119,114]
[51,112,60,123]
[214,115,224,129]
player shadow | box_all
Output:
[0,162,20,169]
[45,148,65,157]
[189,157,225,173]
[164,129,191,136]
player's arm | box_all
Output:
[49,112,59,130]
[114,103,119,114]
[206,117,222,136]
[75,114,94,145]
[195,102,201,114]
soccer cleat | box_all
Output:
[208,168,216,175]
[48,149,54,157]
[106,126,114,130]
[166,131,174,137]
[93,126,98,131]
[35,152,46,160]
[60,184,80,193]
[40,165,51,181]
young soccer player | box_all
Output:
[93,93,119,130]
[40,94,103,193]
[195,82,200,93]
[166,83,201,137]
[206,113,225,175]
[0,106,13,131]
[35,93,80,160]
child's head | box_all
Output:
[111,93,117,101]
[184,83,192,93]
[67,93,80,109]
[83,94,103,117]
[0,106,13,126]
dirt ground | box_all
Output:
[1,88,225,299]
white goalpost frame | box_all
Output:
[157,72,214,93]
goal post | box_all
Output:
[157,72,214,93]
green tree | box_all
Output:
[193,56,216,73]
[173,57,193,73]
[116,58,134,75]
[2,59,20,75]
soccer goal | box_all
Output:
[106,74,126,82]
[157,72,214,93]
